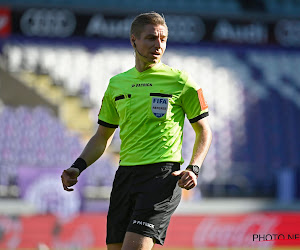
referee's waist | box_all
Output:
[119,162,180,168]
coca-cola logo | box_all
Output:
[193,214,279,248]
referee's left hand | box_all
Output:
[172,170,197,190]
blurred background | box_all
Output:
[0,0,300,249]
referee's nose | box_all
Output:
[154,38,163,50]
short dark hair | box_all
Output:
[130,12,168,38]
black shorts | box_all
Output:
[106,162,182,246]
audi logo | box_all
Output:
[166,15,205,43]
[275,19,300,47]
[20,8,76,37]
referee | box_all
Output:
[61,12,212,250]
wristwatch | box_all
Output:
[186,165,200,177]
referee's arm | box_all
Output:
[79,124,116,166]
[189,116,212,167]
[61,125,116,191]
[172,117,212,190]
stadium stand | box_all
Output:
[1,40,300,201]
[0,106,79,191]
[0,103,122,197]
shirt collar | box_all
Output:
[133,61,163,76]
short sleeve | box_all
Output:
[98,87,119,128]
[180,73,209,123]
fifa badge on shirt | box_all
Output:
[151,97,168,118]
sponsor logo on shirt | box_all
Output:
[132,83,152,87]
[133,220,155,229]
[151,97,168,118]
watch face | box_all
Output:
[193,165,199,175]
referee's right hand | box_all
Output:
[61,168,80,192]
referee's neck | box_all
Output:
[135,58,158,72]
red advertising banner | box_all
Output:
[0,212,300,249]
[0,7,11,37]
[162,213,300,249]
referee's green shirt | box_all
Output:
[98,62,209,166]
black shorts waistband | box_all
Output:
[119,162,180,168]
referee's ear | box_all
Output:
[131,34,136,48]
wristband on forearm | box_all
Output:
[186,165,200,178]
[71,158,88,174]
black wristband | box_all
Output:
[71,158,88,174]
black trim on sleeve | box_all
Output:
[98,119,118,128]
[189,112,209,123]
[115,95,125,101]
[150,93,172,98]
[115,94,131,101]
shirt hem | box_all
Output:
[119,159,183,167]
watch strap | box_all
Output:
[186,165,200,177]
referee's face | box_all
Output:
[133,24,168,64]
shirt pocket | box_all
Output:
[148,93,173,120]
[115,94,131,120]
